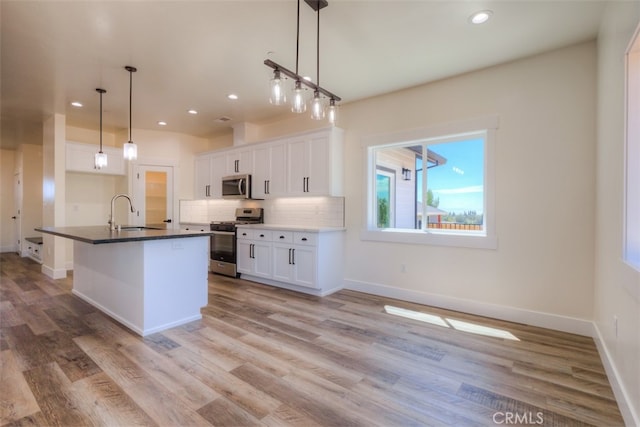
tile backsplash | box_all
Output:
[180,197,344,228]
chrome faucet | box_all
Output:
[109,194,135,231]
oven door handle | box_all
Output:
[211,230,235,235]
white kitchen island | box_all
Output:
[36,226,212,336]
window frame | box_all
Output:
[375,166,397,228]
[623,25,640,271]
[362,116,498,250]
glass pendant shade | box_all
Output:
[291,80,306,113]
[310,91,324,120]
[326,98,337,124]
[94,151,108,169]
[269,70,286,105]
[124,141,137,160]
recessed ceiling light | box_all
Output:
[71,101,83,107]
[228,94,238,100]
[470,10,492,24]
[187,109,198,115]
[157,121,167,126]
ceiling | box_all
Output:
[0,0,608,150]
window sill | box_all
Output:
[360,228,498,250]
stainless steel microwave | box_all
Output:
[222,174,251,199]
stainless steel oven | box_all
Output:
[210,207,263,277]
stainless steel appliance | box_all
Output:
[210,207,263,277]
[222,174,252,199]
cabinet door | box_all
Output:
[252,146,270,199]
[306,135,330,195]
[236,240,253,275]
[287,138,308,195]
[194,155,212,199]
[286,135,331,196]
[253,241,272,278]
[292,245,317,288]
[209,153,227,198]
[272,243,294,282]
[269,142,287,196]
[227,149,253,174]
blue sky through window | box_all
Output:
[417,138,484,214]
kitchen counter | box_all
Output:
[236,224,345,233]
[37,225,211,336]
[36,225,212,244]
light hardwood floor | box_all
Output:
[1,253,624,426]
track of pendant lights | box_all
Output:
[264,0,340,122]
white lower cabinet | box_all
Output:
[236,226,343,296]
[237,230,272,279]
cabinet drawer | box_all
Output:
[237,229,253,240]
[253,230,273,241]
[294,232,317,246]
[273,231,293,243]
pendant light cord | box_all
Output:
[100,90,103,151]
[295,0,300,75]
[128,69,133,142]
[316,5,320,88]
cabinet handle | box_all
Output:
[288,248,292,264]
[235,159,239,172]
[301,237,307,241]
[291,248,295,265]
[242,232,248,236]
[259,234,265,238]
[250,243,255,259]
[267,180,270,194]
[279,235,285,239]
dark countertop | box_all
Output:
[36,226,214,245]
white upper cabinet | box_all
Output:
[252,141,287,199]
[66,141,125,175]
[226,148,253,175]
[193,127,344,200]
[286,128,344,197]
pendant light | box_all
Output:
[310,5,324,120]
[327,97,337,124]
[264,0,340,121]
[123,65,138,161]
[269,69,286,105]
[94,88,108,169]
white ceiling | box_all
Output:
[0,0,608,149]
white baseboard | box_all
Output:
[592,323,639,427]
[0,246,17,253]
[343,278,593,336]
[40,264,67,280]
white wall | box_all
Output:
[594,3,640,425]
[248,42,598,333]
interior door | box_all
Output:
[133,165,174,227]
[13,173,22,254]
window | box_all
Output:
[362,116,498,249]
[624,28,640,271]
[376,167,396,228]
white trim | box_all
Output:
[40,264,67,280]
[0,246,18,253]
[343,278,592,336]
[362,116,499,250]
[592,323,640,427]
[360,228,498,250]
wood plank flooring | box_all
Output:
[0,252,624,426]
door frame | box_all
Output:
[130,162,177,228]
